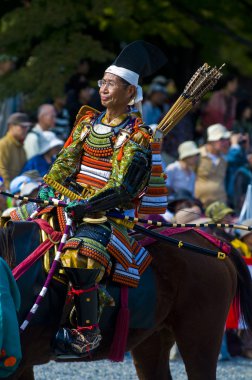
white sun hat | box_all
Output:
[39,131,64,155]
[178,141,200,160]
[20,182,40,197]
[207,123,231,142]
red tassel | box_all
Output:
[117,145,124,161]
[109,286,129,362]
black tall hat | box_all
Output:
[112,40,167,79]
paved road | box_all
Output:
[34,355,252,379]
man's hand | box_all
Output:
[38,184,55,201]
[231,133,248,147]
[65,199,90,219]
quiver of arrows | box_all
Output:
[157,63,224,136]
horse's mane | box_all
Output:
[0,224,16,268]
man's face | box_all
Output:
[184,154,199,169]
[40,108,56,130]
[210,138,230,155]
[10,124,29,142]
[99,73,134,110]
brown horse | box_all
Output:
[1,223,252,380]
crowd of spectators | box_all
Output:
[0,56,252,360]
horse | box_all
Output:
[1,221,252,380]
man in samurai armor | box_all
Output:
[34,41,167,357]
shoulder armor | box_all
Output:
[69,105,100,143]
[74,105,100,126]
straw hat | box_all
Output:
[207,123,231,142]
[178,141,200,160]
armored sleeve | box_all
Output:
[86,129,152,212]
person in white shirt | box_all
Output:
[24,104,56,159]
[165,140,200,196]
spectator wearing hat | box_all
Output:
[0,113,31,189]
[3,182,41,219]
[20,182,40,199]
[24,104,56,160]
[9,175,34,196]
[165,141,200,196]
[21,131,63,177]
[173,204,209,225]
[9,171,42,195]
[2,172,42,219]
[142,83,169,125]
[205,201,235,241]
[167,188,203,214]
[195,123,231,207]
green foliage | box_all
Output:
[1,0,252,109]
[0,0,113,109]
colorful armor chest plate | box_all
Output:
[76,123,115,190]
[83,123,115,158]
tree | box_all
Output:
[0,0,252,109]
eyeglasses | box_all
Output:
[97,79,128,89]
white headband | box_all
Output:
[105,65,143,104]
